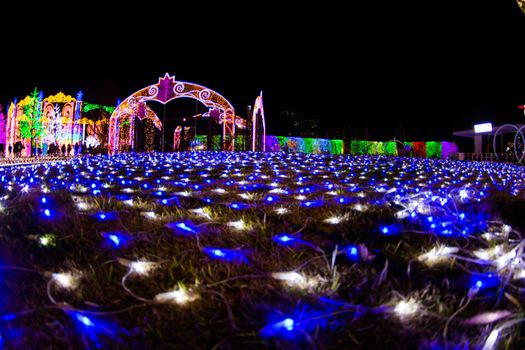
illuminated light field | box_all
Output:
[1,152,525,349]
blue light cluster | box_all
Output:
[202,247,250,264]
[93,212,118,221]
[101,231,129,248]
[67,311,120,349]
[165,221,200,236]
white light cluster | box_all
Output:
[227,219,247,231]
[52,271,82,290]
[190,207,212,220]
[271,271,323,290]
[129,261,158,276]
[153,286,199,305]
[418,245,459,266]
[324,215,348,225]
[274,207,289,215]
[142,211,158,220]
[393,298,421,319]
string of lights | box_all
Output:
[1,152,525,348]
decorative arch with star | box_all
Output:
[108,73,236,154]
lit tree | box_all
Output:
[19,87,45,156]
[47,104,64,142]
[82,103,114,147]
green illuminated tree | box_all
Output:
[19,87,45,156]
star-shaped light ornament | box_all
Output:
[156,73,177,103]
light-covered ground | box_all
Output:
[1,152,525,349]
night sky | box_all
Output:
[0,2,524,142]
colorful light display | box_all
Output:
[3,89,114,157]
[347,140,458,158]
[108,73,237,154]
[264,136,343,154]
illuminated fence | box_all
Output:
[348,141,458,159]
[191,135,343,154]
[190,135,458,158]
[266,136,343,154]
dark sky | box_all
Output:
[0,1,524,141]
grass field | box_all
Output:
[1,152,525,349]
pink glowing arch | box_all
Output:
[108,73,236,154]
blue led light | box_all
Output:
[282,318,294,331]
[102,231,129,248]
[230,202,248,210]
[76,313,95,327]
[273,234,297,245]
[202,247,249,264]
[475,280,482,288]
[108,234,120,246]
[302,200,323,208]
[379,224,400,235]
[94,212,117,221]
[212,249,225,257]
[166,221,200,236]
[67,311,120,348]
[345,245,359,262]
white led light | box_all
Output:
[393,298,420,319]
[52,272,81,289]
[153,287,199,305]
[129,261,157,276]
[227,219,246,230]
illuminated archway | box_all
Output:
[108,73,236,154]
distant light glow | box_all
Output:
[474,123,493,133]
